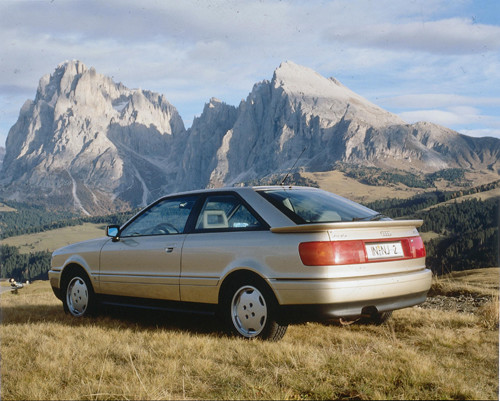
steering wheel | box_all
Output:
[152,222,179,234]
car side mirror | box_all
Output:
[106,225,120,241]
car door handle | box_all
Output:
[165,244,177,253]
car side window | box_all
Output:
[120,196,197,237]
[195,194,264,231]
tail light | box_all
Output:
[404,236,426,258]
[299,236,425,266]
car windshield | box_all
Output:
[258,188,383,224]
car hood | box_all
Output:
[52,237,110,256]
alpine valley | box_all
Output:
[1,60,499,215]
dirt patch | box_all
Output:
[418,294,493,314]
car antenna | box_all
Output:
[280,147,307,186]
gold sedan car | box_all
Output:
[49,186,431,340]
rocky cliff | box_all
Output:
[1,60,498,214]
[1,61,184,214]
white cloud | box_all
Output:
[327,18,500,55]
[399,109,470,126]
[382,94,500,109]
[398,105,500,139]
[459,128,500,138]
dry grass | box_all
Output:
[1,272,499,400]
[418,187,500,213]
[429,268,499,331]
[302,171,423,203]
[430,267,500,298]
[478,298,500,330]
[2,223,105,253]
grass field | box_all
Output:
[1,268,498,400]
[2,222,106,253]
[418,186,500,213]
[302,171,424,203]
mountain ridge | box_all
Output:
[1,60,498,214]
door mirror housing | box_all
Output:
[106,225,120,241]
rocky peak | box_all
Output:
[272,61,404,127]
[36,60,88,103]
[207,97,222,108]
[273,61,340,96]
[1,61,187,214]
[178,98,238,190]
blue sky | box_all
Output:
[1,0,499,147]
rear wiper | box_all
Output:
[352,213,386,222]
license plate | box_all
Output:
[365,242,404,260]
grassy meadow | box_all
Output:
[1,269,498,400]
[2,223,106,253]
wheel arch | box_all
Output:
[217,268,278,306]
[60,263,94,292]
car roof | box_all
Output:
[163,185,320,197]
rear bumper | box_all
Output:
[279,291,428,322]
[270,268,432,317]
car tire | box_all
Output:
[222,277,287,341]
[62,270,96,317]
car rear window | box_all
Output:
[258,188,380,224]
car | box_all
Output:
[49,186,431,341]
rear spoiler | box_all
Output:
[270,219,424,233]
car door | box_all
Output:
[180,193,269,303]
[99,195,198,300]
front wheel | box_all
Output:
[63,272,96,317]
[223,278,287,341]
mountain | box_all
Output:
[206,62,499,187]
[1,60,185,214]
[177,98,238,191]
[1,60,499,214]
[0,146,5,168]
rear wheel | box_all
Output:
[222,277,287,341]
[62,270,96,317]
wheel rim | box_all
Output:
[231,285,267,338]
[66,277,88,317]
